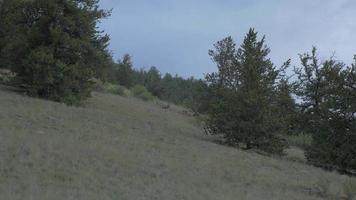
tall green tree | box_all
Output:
[0,0,111,104]
[295,48,356,171]
[145,66,162,96]
[207,36,237,88]
[115,54,134,88]
[206,29,287,154]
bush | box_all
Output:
[131,85,147,96]
[106,84,126,96]
[131,85,155,101]
[92,79,126,96]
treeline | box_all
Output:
[105,54,209,113]
[205,29,356,173]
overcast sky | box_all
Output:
[98,0,356,78]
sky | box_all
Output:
[98,0,356,78]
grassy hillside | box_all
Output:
[0,85,355,200]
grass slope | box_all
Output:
[0,85,354,200]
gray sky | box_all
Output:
[98,0,356,78]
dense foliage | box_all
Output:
[204,29,289,154]
[160,74,209,114]
[273,78,298,136]
[114,54,134,88]
[295,48,356,171]
[107,54,209,113]
[0,0,111,104]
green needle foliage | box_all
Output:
[0,0,111,105]
[114,54,135,88]
[274,78,298,136]
[295,48,356,171]
[205,29,288,154]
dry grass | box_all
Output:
[342,178,356,200]
[0,85,355,200]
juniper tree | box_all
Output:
[0,0,111,104]
[206,29,288,154]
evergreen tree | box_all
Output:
[131,68,147,86]
[274,77,298,136]
[115,54,134,88]
[206,29,287,154]
[145,66,162,96]
[207,36,238,88]
[0,0,110,104]
[160,73,177,101]
[157,73,209,113]
[295,48,356,171]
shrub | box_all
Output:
[105,84,125,96]
[131,85,147,96]
[92,79,126,96]
[131,85,155,101]
[106,84,126,96]
[92,78,106,92]
[137,91,155,101]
